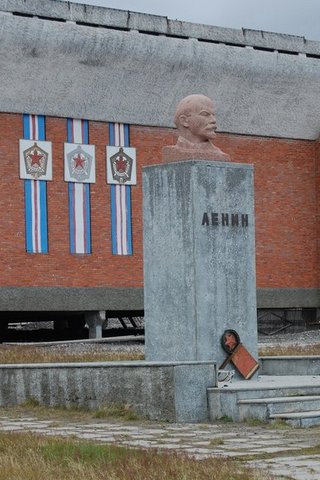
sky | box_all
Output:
[63,0,320,41]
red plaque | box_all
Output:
[220,330,259,379]
[229,344,259,379]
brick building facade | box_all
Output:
[0,0,319,329]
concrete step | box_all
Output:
[260,355,320,376]
[270,410,320,428]
[214,375,320,399]
[237,395,320,421]
[208,376,320,426]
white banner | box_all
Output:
[106,146,137,185]
[19,139,52,181]
[64,143,96,183]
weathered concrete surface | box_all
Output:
[208,375,320,423]
[1,0,320,139]
[0,286,318,311]
[260,355,320,376]
[143,160,257,366]
[0,361,215,423]
[0,286,143,311]
[2,0,320,54]
[257,288,320,309]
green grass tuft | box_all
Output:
[0,431,274,480]
[93,403,139,421]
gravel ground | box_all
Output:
[258,329,320,347]
[7,318,320,356]
[15,336,146,358]
[11,328,318,358]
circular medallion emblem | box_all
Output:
[221,329,240,353]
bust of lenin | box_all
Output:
[162,94,230,162]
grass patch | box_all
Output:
[22,397,41,408]
[208,437,225,446]
[40,439,125,464]
[242,418,268,427]
[0,345,144,364]
[93,404,139,421]
[0,402,141,423]
[218,416,233,423]
[267,419,290,429]
[0,431,275,480]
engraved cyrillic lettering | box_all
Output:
[231,214,239,226]
[241,214,249,227]
[211,213,219,225]
[222,213,229,226]
[202,212,249,228]
[202,212,209,226]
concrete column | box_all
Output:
[85,311,106,339]
[143,160,258,367]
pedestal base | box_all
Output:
[143,160,258,368]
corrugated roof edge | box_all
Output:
[1,0,320,56]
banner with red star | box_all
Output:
[64,143,95,183]
[107,123,134,255]
[21,114,50,253]
[106,146,136,185]
[66,118,92,254]
[19,139,52,181]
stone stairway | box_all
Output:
[207,376,320,427]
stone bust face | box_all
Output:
[174,94,217,144]
[162,93,230,162]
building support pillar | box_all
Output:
[85,311,106,339]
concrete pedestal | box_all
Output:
[143,160,258,368]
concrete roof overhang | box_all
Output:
[1,0,320,139]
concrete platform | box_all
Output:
[219,375,320,390]
[260,356,320,376]
[270,410,320,427]
[0,360,215,423]
[208,375,320,426]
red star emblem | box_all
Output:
[115,156,127,173]
[73,153,85,169]
[30,149,44,166]
[224,333,238,350]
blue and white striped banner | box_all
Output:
[109,123,133,255]
[23,114,48,253]
[67,118,91,254]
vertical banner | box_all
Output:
[22,114,50,253]
[108,123,134,255]
[65,119,93,254]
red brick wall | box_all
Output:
[217,133,318,289]
[0,113,318,289]
[316,138,320,287]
